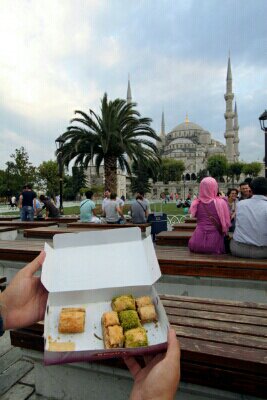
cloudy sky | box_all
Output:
[0,0,266,169]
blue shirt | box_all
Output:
[80,199,96,222]
[233,195,267,246]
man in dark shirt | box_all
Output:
[19,184,37,221]
[38,195,60,218]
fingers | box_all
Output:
[24,251,46,276]
[166,327,180,364]
[124,357,142,378]
[143,355,153,366]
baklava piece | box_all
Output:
[112,295,136,312]
[119,310,141,331]
[125,327,148,348]
[48,341,75,352]
[138,304,158,324]
[102,311,120,327]
[135,296,152,309]
[103,325,124,349]
[58,307,86,334]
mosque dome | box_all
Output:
[170,121,204,133]
[170,137,194,145]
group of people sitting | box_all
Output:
[188,177,267,259]
[80,189,150,225]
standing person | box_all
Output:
[103,192,125,224]
[80,191,100,223]
[19,184,37,221]
[238,182,252,201]
[102,189,111,212]
[230,177,267,259]
[227,188,238,231]
[38,195,60,218]
[131,194,149,224]
[188,177,231,254]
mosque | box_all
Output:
[85,57,240,198]
[127,56,239,182]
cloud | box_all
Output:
[239,125,264,163]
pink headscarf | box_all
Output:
[190,177,231,234]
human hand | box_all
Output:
[125,327,180,400]
[0,251,48,330]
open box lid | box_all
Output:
[41,227,161,293]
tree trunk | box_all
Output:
[104,155,117,193]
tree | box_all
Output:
[72,166,87,196]
[227,162,244,183]
[207,155,228,180]
[157,158,185,184]
[196,169,208,183]
[130,158,158,194]
[243,162,262,178]
[59,93,160,193]
[37,160,60,197]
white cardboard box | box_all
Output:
[41,227,169,365]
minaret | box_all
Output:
[233,101,240,161]
[224,56,235,162]
[127,75,132,104]
[158,111,166,149]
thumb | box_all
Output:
[25,251,46,276]
[165,327,180,364]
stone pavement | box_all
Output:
[0,331,49,400]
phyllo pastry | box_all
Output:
[103,325,124,349]
[136,296,152,309]
[58,307,86,334]
[112,295,136,312]
[102,311,120,327]
[138,304,158,324]
[119,310,141,331]
[125,327,148,348]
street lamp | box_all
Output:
[55,135,65,214]
[259,110,267,178]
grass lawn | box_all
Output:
[0,202,186,217]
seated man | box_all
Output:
[131,193,149,224]
[238,181,252,201]
[80,190,99,223]
[103,192,125,224]
[230,177,267,259]
[38,195,60,218]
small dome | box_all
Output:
[171,121,204,132]
[208,146,225,154]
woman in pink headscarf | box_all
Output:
[188,177,231,254]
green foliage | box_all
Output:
[59,93,161,192]
[207,155,228,179]
[157,158,185,184]
[2,147,36,195]
[196,169,208,183]
[72,166,87,196]
[243,162,262,177]
[37,160,59,196]
[227,162,244,183]
[130,157,160,194]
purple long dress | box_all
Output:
[188,201,225,254]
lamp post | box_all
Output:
[55,135,65,214]
[259,110,267,178]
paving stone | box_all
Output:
[19,368,35,386]
[28,393,51,400]
[0,360,33,395]
[0,383,34,400]
[0,347,21,374]
[0,331,12,357]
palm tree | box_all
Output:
[58,93,161,193]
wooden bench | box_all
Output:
[37,217,79,223]
[184,217,197,223]
[0,216,20,221]
[0,240,48,262]
[67,222,151,233]
[0,226,18,241]
[23,227,97,239]
[172,223,196,231]
[156,231,192,246]
[0,221,58,229]
[156,246,267,281]
[10,295,267,398]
